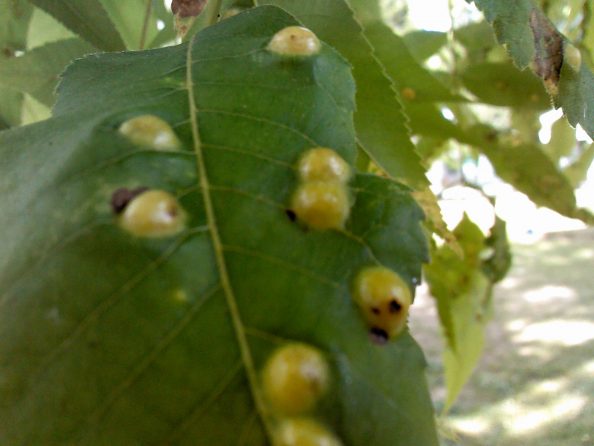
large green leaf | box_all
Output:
[256,0,429,188]
[0,38,94,107]
[0,7,437,445]
[470,0,594,139]
[30,0,125,51]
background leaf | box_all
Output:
[0,38,94,107]
[0,7,437,445]
[424,215,493,412]
[29,0,126,51]
[0,0,33,128]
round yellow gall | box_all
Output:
[263,344,329,415]
[290,181,350,230]
[352,266,412,339]
[119,190,186,238]
[118,114,181,150]
[268,26,321,57]
[273,418,343,446]
[297,148,351,183]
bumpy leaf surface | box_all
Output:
[256,0,429,188]
[0,7,437,446]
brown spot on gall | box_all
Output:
[111,187,149,214]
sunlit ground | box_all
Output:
[411,229,594,446]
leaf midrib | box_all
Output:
[184,35,273,438]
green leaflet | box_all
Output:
[471,0,594,139]
[0,38,94,107]
[424,215,494,412]
[256,0,429,188]
[0,7,437,445]
[30,0,125,51]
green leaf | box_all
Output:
[442,271,490,412]
[543,117,576,162]
[26,7,76,49]
[0,7,437,445]
[403,30,447,62]
[30,0,125,51]
[482,217,512,284]
[454,20,497,63]
[99,0,175,50]
[469,0,594,139]
[0,0,33,128]
[478,134,581,218]
[0,0,33,53]
[256,0,429,188]
[0,38,94,107]
[424,215,492,412]
[461,62,550,109]
[563,144,594,188]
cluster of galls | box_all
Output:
[113,114,187,238]
[108,27,416,444]
[290,147,352,231]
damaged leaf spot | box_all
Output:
[171,0,207,18]
[529,8,563,94]
[111,187,149,214]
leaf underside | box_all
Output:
[0,7,437,446]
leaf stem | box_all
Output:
[206,0,224,26]
[139,0,153,50]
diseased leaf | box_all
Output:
[0,38,94,107]
[256,0,429,188]
[30,0,125,51]
[0,7,437,445]
[470,0,594,139]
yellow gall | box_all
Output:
[262,344,329,415]
[290,181,350,230]
[268,26,321,57]
[352,266,412,340]
[297,148,351,183]
[118,114,181,151]
[119,190,186,238]
[273,418,343,446]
